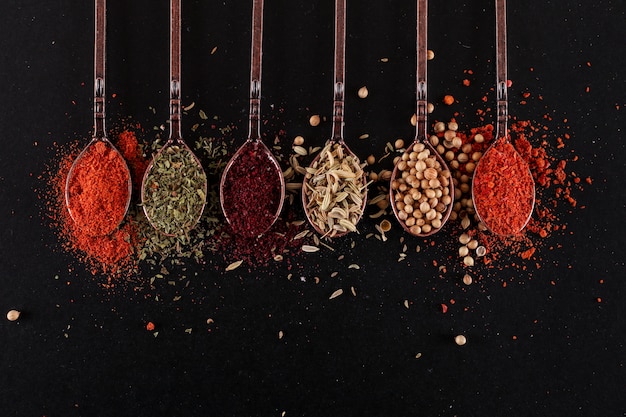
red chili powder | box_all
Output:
[117,129,149,189]
[66,141,130,236]
[220,141,283,237]
[472,137,535,236]
[42,130,147,279]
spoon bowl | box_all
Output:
[219,0,285,237]
[65,0,131,237]
[141,0,207,237]
[220,138,285,237]
[389,0,454,237]
[471,0,535,236]
[301,0,367,239]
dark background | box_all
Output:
[1,1,625,416]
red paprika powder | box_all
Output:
[472,137,535,236]
[66,141,130,236]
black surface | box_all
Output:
[1,1,625,416]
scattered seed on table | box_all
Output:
[455,335,467,345]
[226,260,244,271]
[309,114,321,126]
[6,310,20,321]
[329,289,343,299]
[293,135,305,146]
[463,274,473,285]
[358,86,369,98]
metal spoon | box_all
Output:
[389,0,454,237]
[65,0,131,236]
[471,0,535,236]
[301,0,368,239]
[141,0,207,236]
[219,0,285,238]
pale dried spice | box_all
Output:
[225,260,243,271]
[455,335,467,346]
[351,286,357,296]
[293,230,309,240]
[293,145,308,156]
[348,264,360,269]
[6,310,20,321]
[476,246,487,257]
[302,142,367,237]
[404,300,409,309]
[309,114,321,126]
[278,330,284,339]
[359,133,370,140]
[329,289,343,299]
[302,245,320,253]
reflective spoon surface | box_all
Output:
[65,0,131,236]
[219,0,285,238]
[389,0,454,237]
[141,0,207,236]
[302,0,367,239]
[471,0,535,236]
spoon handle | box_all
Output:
[495,0,508,139]
[331,0,346,142]
[169,0,182,141]
[93,0,106,139]
[415,0,428,141]
[248,0,264,141]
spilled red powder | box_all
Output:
[42,129,147,279]
[214,214,305,268]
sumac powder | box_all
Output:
[220,141,283,237]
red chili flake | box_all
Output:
[441,303,448,313]
[472,138,535,236]
[146,322,155,331]
[596,297,602,303]
[462,79,470,87]
[443,95,455,105]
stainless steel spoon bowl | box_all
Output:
[471,0,535,236]
[219,0,285,238]
[302,0,368,239]
[389,0,454,237]
[65,0,131,237]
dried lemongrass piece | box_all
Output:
[303,142,367,237]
